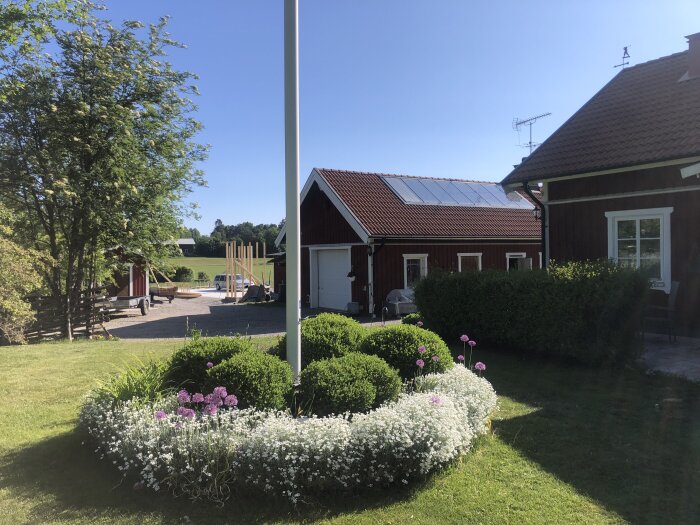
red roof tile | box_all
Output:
[502,50,700,186]
[316,168,540,239]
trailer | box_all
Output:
[104,295,150,316]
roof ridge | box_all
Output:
[620,49,687,72]
[314,167,501,185]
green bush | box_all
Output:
[173,266,193,282]
[197,271,209,281]
[358,324,453,379]
[401,313,424,326]
[413,260,648,365]
[277,313,367,368]
[299,353,401,416]
[93,359,169,406]
[164,336,254,391]
[207,350,293,410]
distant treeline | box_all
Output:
[181,220,283,257]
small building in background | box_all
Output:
[177,238,196,256]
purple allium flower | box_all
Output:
[468,340,477,348]
[460,334,469,343]
[203,403,218,416]
[213,386,228,398]
[204,393,215,405]
[192,393,204,403]
[224,394,238,407]
[475,361,486,371]
[154,410,167,420]
[417,345,427,354]
[430,394,443,406]
[176,389,191,404]
[416,359,425,369]
[457,354,465,362]
[416,321,424,327]
[176,406,195,418]
[431,355,439,362]
[206,361,214,369]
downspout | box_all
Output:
[522,182,547,269]
[369,237,387,317]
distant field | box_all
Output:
[165,256,274,285]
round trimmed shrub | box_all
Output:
[207,350,292,410]
[359,324,453,379]
[401,313,424,326]
[164,336,254,391]
[299,353,401,416]
[277,313,367,368]
[173,266,193,282]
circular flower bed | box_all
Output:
[80,366,496,504]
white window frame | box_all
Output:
[506,252,526,271]
[605,207,673,294]
[457,252,482,272]
[402,253,428,289]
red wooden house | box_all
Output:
[276,168,540,315]
[501,33,700,331]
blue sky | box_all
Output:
[102,1,700,234]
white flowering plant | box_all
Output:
[80,365,496,504]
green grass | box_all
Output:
[0,339,698,524]
[164,256,273,285]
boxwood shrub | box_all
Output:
[401,313,424,326]
[413,260,648,364]
[164,336,254,391]
[277,312,367,368]
[359,324,453,379]
[299,352,402,416]
[207,350,293,410]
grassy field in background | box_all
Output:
[0,338,698,524]
[164,257,274,285]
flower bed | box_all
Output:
[80,366,497,504]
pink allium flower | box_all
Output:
[457,354,465,362]
[213,386,228,398]
[206,361,214,369]
[176,406,195,418]
[176,389,190,404]
[416,359,425,369]
[460,334,469,342]
[192,393,204,403]
[475,361,486,371]
[154,410,167,420]
[429,394,443,406]
[203,403,218,416]
[416,321,424,327]
[224,394,238,407]
[204,393,215,405]
[468,340,477,348]
[431,355,439,362]
[417,345,427,354]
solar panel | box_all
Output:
[381,176,532,209]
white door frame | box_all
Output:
[309,245,352,310]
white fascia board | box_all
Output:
[275,169,371,247]
[680,161,700,178]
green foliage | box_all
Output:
[196,271,209,281]
[299,352,402,416]
[277,313,367,368]
[207,350,293,410]
[414,261,649,364]
[92,358,170,406]
[359,324,453,379]
[172,266,193,282]
[164,336,254,391]
[401,313,423,326]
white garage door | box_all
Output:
[317,249,350,311]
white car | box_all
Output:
[213,274,250,291]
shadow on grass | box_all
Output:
[479,348,700,525]
[0,428,436,524]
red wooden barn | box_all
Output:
[276,168,540,315]
[107,263,149,298]
[501,33,700,332]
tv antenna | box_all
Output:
[512,112,551,154]
[614,46,631,69]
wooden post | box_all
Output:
[263,241,266,260]
[256,242,259,260]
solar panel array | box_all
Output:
[381,176,533,209]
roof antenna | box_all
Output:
[512,112,552,155]
[614,46,631,69]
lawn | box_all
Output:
[1,339,698,524]
[163,256,274,287]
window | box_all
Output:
[605,207,673,293]
[506,252,531,271]
[402,254,428,289]
[458,253,482,272]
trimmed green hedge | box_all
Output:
[299,353,402,416]
[414,260,648,364]
[277,313,367,368]
[358,324,453,379]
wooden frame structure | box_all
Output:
[224,241,272,303]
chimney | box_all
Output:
[686,32,700,80]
